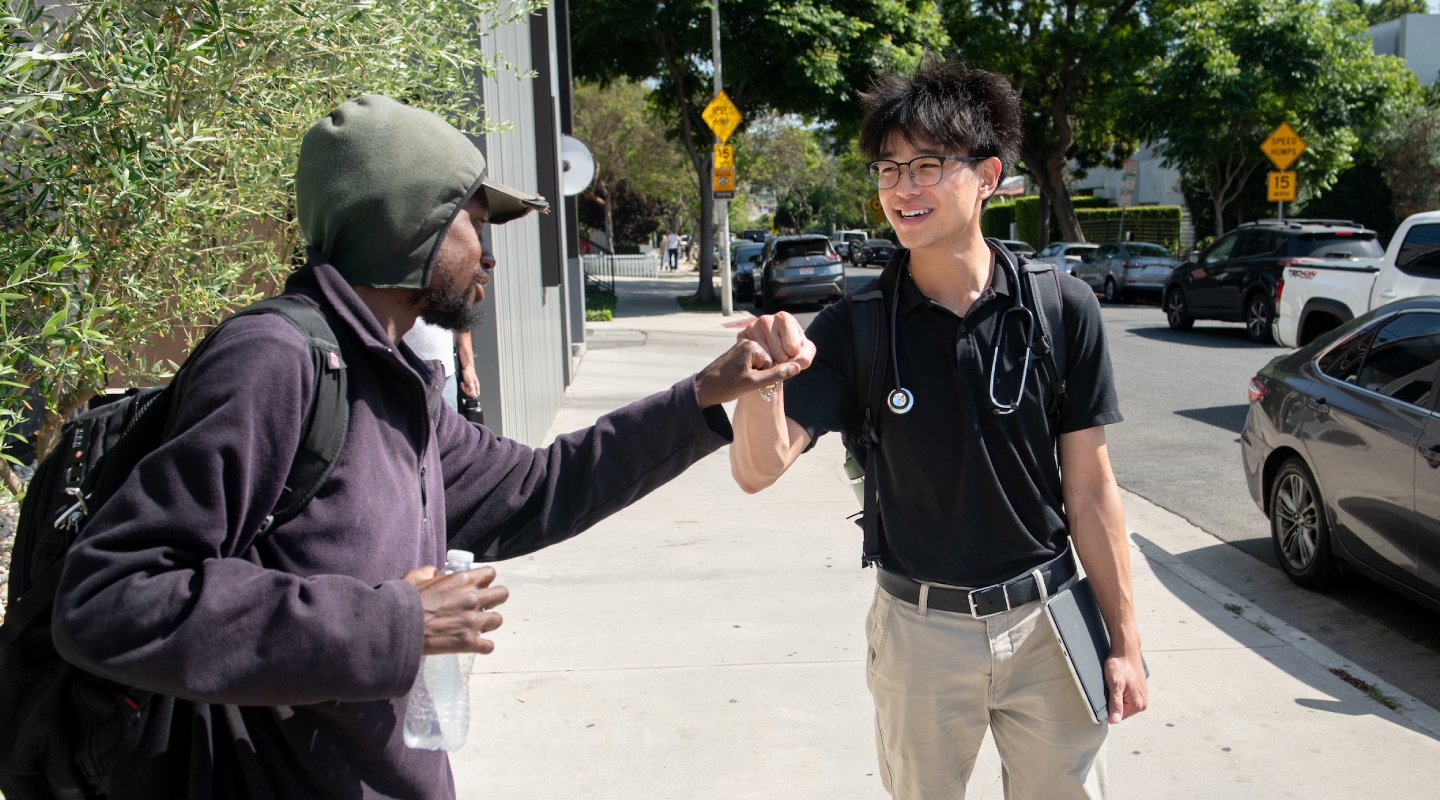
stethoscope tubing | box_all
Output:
[887,245,1033,416]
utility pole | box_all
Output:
[712,0,732,315]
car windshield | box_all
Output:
[1127,244,1172,258]
[1066,245,1097,255]
[775,239,832,260]
[735,246,763,265]
[1296,233,1383,259]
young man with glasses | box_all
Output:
[728,60,1146,798]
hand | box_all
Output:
[1103,648,1148,723]
[458,366,480,399]
[737,312,816,371]
[695,340,805,408]
[402,565,509,655]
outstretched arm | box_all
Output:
[1060,425,1147,724]
[440,339,801,558]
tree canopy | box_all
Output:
[1128,0,1420,237]
[945,0,1174,245]
[569,0,947,299]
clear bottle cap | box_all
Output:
[445,550,475,571]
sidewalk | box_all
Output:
[451,276,1440,799]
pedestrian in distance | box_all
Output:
[46,95,803,800]
[402,319,478,411]
[728,59,1147,799]
[666,230,681,271]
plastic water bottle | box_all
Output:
[403,550,478,751]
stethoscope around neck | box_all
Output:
[886,243,1036,417]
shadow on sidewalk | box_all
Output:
[1134,533,1440,743]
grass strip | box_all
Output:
[585,291,616,322]
[1329,668,1403,711]
[676,294,723,313]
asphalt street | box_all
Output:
[782,265,1440,670]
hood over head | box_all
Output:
[296,95,548,289]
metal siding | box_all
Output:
[474,16,565,446]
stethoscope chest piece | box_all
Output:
[887,388,915,415]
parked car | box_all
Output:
[1274,211,1440,347]
[1241,296,1440,612]
[1075,241,1180,302]
[830,229,868,260]
[754,235,846,312]
[1164,219,1380,344]
[1034,242,1099,274]
[852,238,896,266]
[997,239,1036,257]
[730,242,767,302]
[740,229,768,243]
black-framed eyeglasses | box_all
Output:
[868,156,985,189]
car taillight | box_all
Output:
[1275,278,1284,302]
[1277,257,1324,267]
[1123,261,1139,271]
[1248,377,1267,404]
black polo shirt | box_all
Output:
[784,248,1122,586]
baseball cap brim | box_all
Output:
[482,180,550,224]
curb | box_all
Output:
[1133,535,1440,738]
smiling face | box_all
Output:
[878,131,1002,256]
[411,192,496,330]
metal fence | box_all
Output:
[580,253,659,279]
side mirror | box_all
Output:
[1186,251,1200,264]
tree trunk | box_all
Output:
[1038,190,1052,249]
[1,459,23,498]
[599,191,615,252]
[656,36,715,303]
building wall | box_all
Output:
[1069,142,1186,208]
[471,15,567,446]
[1368,14,1440,87]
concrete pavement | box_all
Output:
[450,275,1440,799]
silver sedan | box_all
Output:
[1074,241,1179,302]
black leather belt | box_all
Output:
[877,547,1078,619]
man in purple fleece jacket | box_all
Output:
[50,96,806,799]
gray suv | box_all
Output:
[1075,241,1179,302]
[754,235,846,313]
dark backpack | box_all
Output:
[0,296,351,800]
[840,240,1069,568]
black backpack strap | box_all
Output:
[1015,254,1068,416]
[843,276,890,569]
[231,297,351,536]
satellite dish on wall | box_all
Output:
[561,135,595,196]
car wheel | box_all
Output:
[762,294,780,315]
[1269,458,1339,588]
[1246,293,1275,344]
[1102,277,1118,303]
[752,288,764,310]
[1165,288,1194,331]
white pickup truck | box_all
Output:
[1275,211,1440,347]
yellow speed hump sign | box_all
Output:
[866,194,886,225]
[1268,171,1297,202]
[1261,122,1306,171]
[702,91,741,143]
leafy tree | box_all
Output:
[572,78,698,248]
[578,181,667,246]
[570,0,947,302]
[0,0,534,494]
[1381,104,1440,220]
[734,116,827,234]
[944,0,1174,246]
[1352,0,1429,25]
[1129,0,1420,238]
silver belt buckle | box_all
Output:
[967,582,1010,619]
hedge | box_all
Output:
[983,197,1183,249]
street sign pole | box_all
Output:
[711,0,731,316]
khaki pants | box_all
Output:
[865,584,1109,800]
